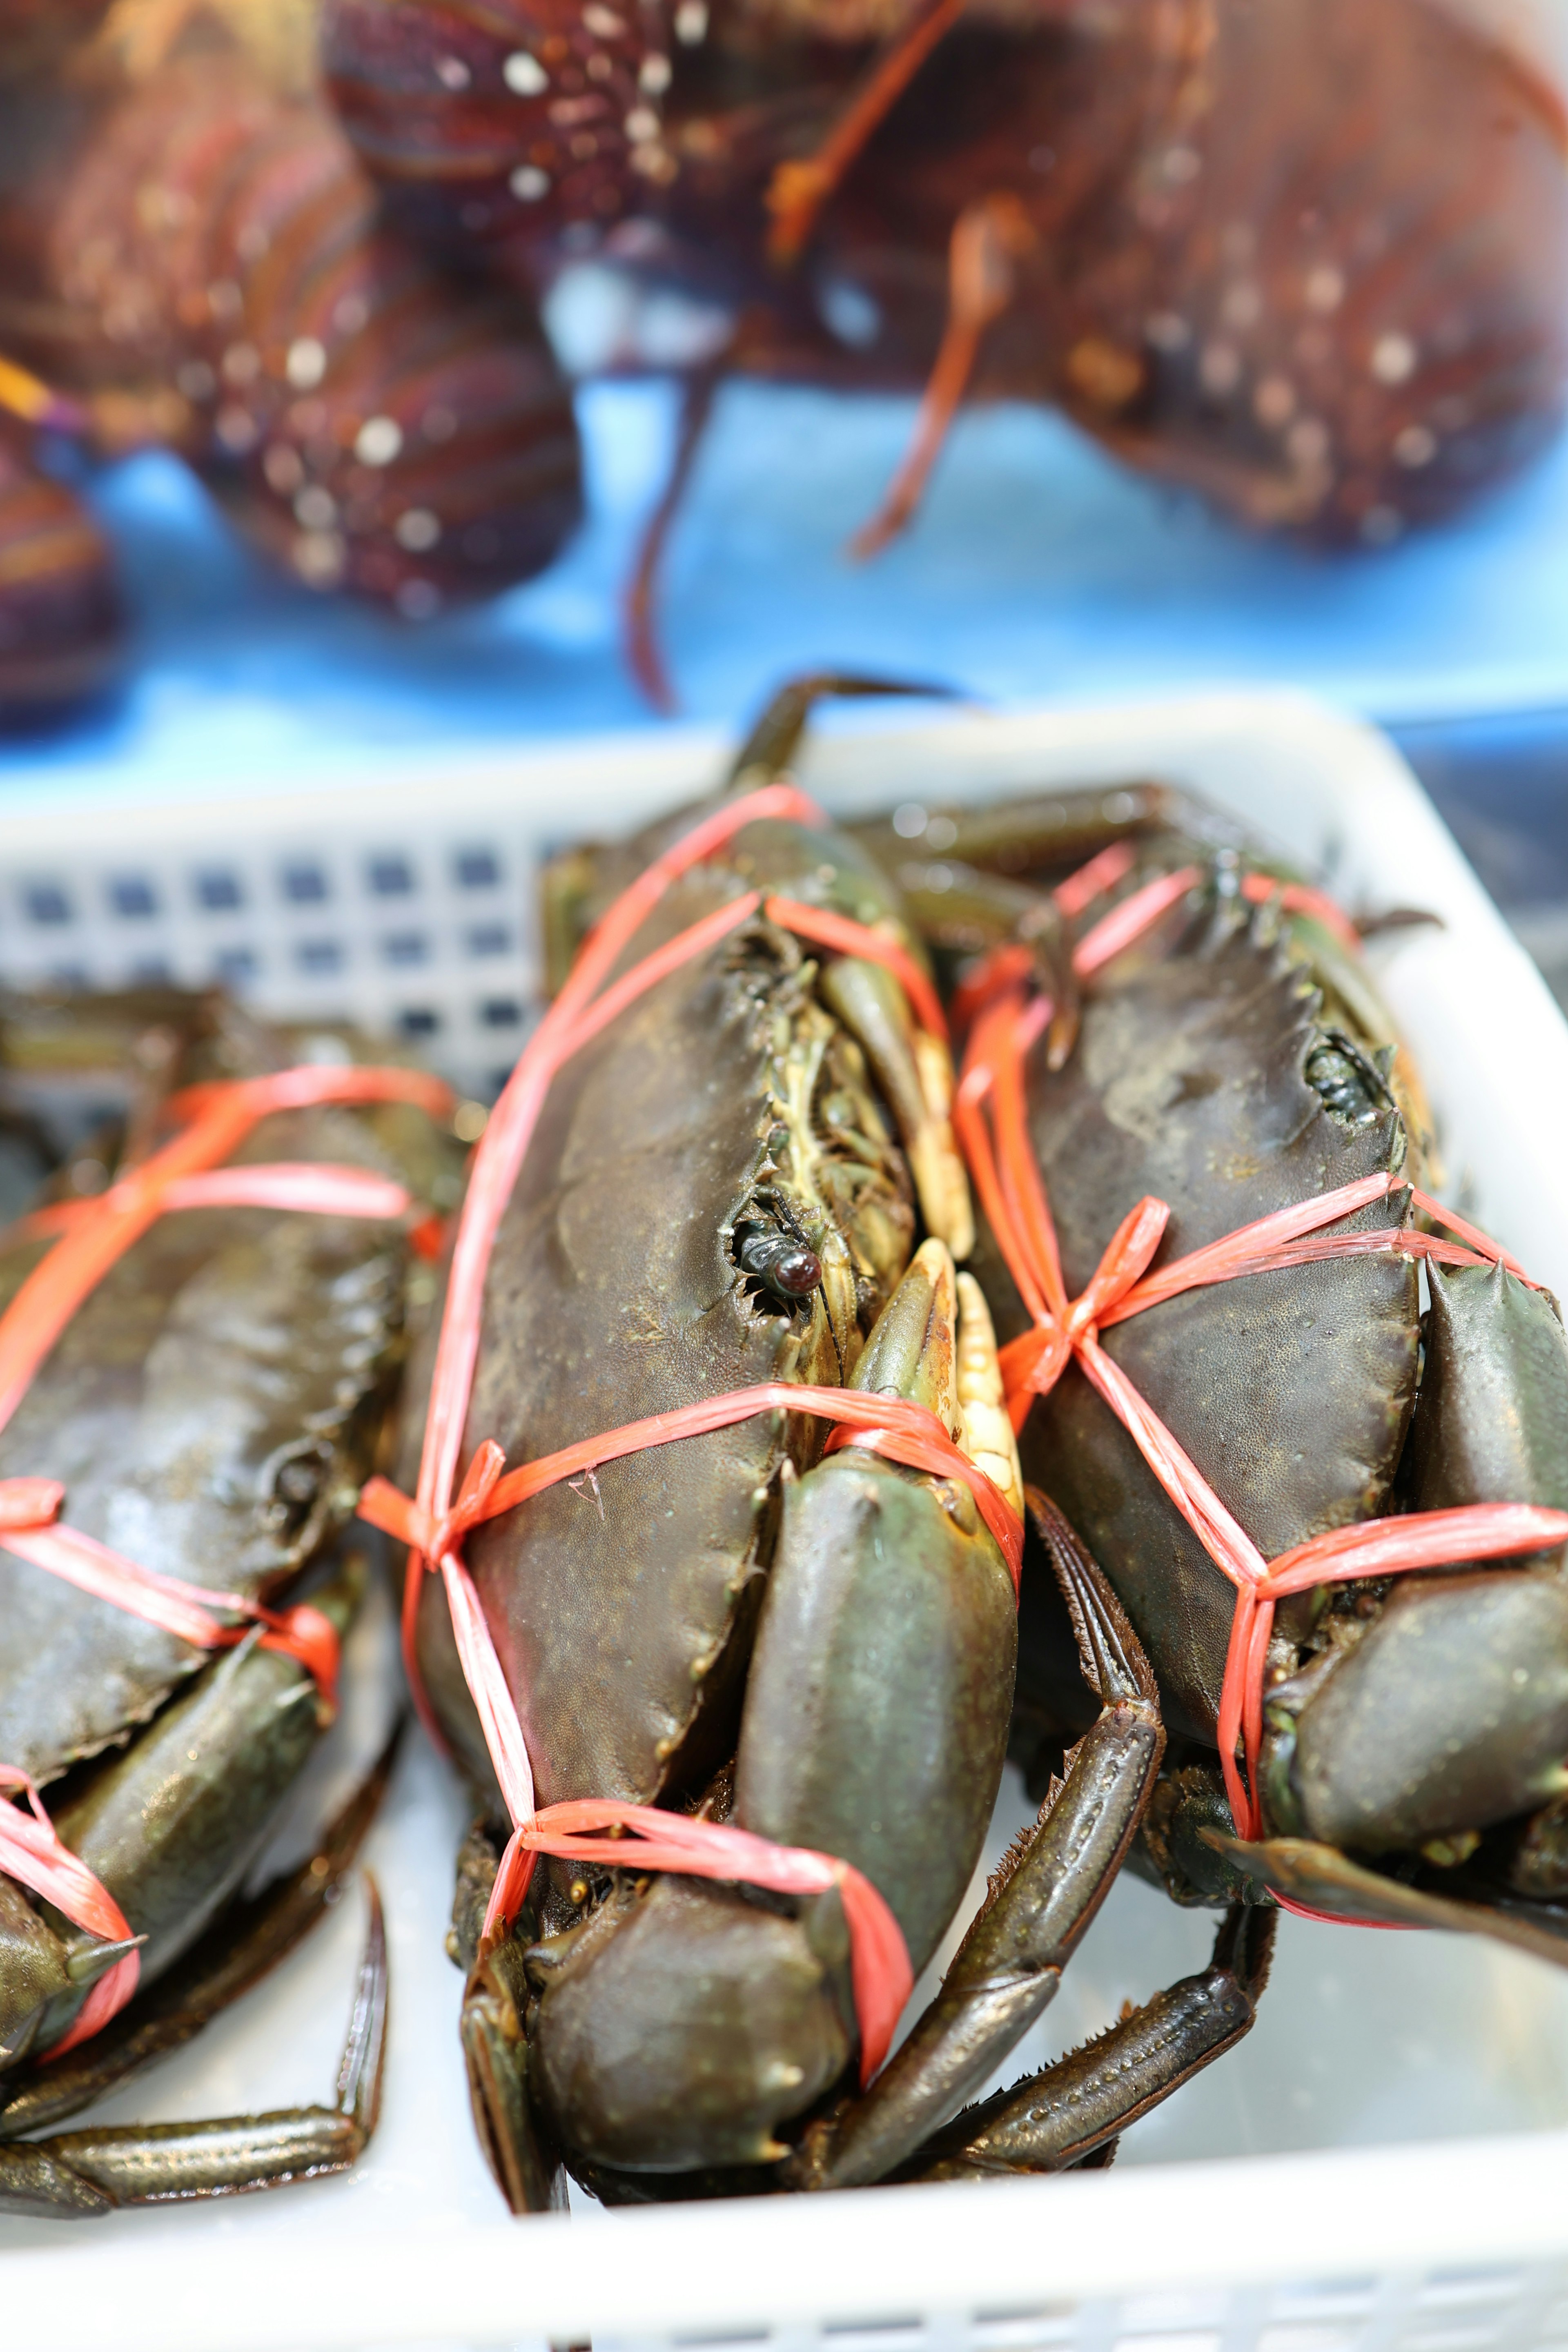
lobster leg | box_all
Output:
[0,1878,387,2218]
[786,1491,1163,2189]
[904,1900,1274,2180]
[849,195,1035,561]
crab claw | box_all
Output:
[515,1241,1016,2180]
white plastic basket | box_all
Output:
[5,690,1568,2352]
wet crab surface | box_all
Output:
[0,991,461,2215]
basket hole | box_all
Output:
[382,933,429,967]
[400,1008,441,1036]
[196,868,244,910]
[467,923,512,958]
[24,882,72,925]
[481,999,521,1027]
[282,861,330,904]
[368,855,415,896]
[109,875,158,918]
[456,848,501,888]
[296,940,343,974]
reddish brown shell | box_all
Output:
[0,53,582,612]
[323,0,675,249]
[763,0,1568,539]
[329,0,1568,546]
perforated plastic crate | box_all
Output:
[5,691,1568,2352]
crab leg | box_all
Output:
[452,1822,567,2217]
[0,1877,386,2217]
[786,1489,1163,2189]
[0,1721,398,2141]
[905,1901,1274,2179]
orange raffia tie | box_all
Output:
[369,782,1013,2079]
[0,1765,138,2059]
[950,855,1361,1042]
[957,968,1567,1904]
[1238,870,1363,952]
[0,1058,454,2049]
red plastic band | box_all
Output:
[378,782,988,2074]
[957,958,1564,1918]
[0,1059,452,2049]
[1073,865,1204,979]
[5,1163,414,1249]
[363,1388,1018,1594]
[1053,840,1138,920]
[762,895,949,1044]
[482,1802,913,2083]
[0,1764,140,2057]
[1239,870,1363,952]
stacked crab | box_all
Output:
[6,682,1568,2223]
[383,680,1568,2211]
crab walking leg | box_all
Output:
[449,1823,567,2218]
[818,957,973,1260]
[0,1724,399,2142]
[723,673,948,789]
[729,673,973,1260]
[786,1490,1161,2190]
[905,1902,1274,2180]
[462,1918,567,2217]
[0,1878,387,2217]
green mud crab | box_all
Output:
[0,989,461,2217]
[849,740,1568,1962]
[381,682,1274,2214]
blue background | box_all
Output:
[4,376,1568,794]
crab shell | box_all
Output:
[0,998,458,2064]
[406,800,1021,2175]
[1004,907,1415,1745]
[1002,895,1568,1879]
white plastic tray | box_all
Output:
[5,690,1568,2352]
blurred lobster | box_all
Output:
[4,0,1565,710]
[0,0,581,691]
[322,0,1568,697]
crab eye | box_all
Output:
[769,1243,822,1297]
[736,1225,822,1303]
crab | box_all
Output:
[0,988,461,2216]
[851,749,1568,1962]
